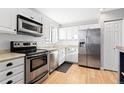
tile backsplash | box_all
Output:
[0,33,46,50]
[0,33,79,50]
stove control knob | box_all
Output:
[33,43,36,45]
[15,43,17,45]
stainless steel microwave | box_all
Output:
[17,15,43,37]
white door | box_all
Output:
[104,20,122,71]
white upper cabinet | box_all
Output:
[78,24,100,30]
[66,27,72,40]
[0,8,17,34]
[17,8,42,23]
[58,28,67,40]
[42,17,51,42]
[67,26,78,40]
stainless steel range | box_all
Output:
[10,41,49,84]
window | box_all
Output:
[50,25,58,43]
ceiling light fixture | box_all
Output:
[99,8,104,11]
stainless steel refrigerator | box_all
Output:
[78,28,101,68]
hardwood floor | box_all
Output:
[43,64,117,84]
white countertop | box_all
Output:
[0,51,25,62]
[38,45,78,51]
[116,46,124,52]
[0,45,78,62]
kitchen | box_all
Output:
[0,8,123,84]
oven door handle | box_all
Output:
[27,52,48,58]
[27,54,47,59]
[27,56,47,60]
[27,56,41,59]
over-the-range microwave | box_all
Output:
[17,15,43,37]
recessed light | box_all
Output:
[99,8,104,11]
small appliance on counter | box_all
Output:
[10,41,49,84]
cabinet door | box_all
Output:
[65,48,78,63]
[42,17,51,42]
[73,30,78,40]
[18,8,41,23]
[66,27,72,40]
[74,48,78,62]
[0,8,17,34]
[59,27,78,41]
[58,28,66,40]
[79,24,100,30]
[58,49,65,66]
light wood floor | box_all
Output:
[43,64,117,84]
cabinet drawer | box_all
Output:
[15,79,24,84]
[0,58,24,72]
[0,65,24,81]
[0,72,24,84]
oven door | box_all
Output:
[26,53,48,84]
[17,15,43,37]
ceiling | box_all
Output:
[36,8,118,25]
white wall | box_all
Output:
[56,41,78,46]
[0,33,46,50]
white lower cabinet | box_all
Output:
[0,57,24,84]
[58,49,65,66]
[65,47,78,63]
[0,72,24,84]
[0,65,24,81]
[15,79,24,84]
